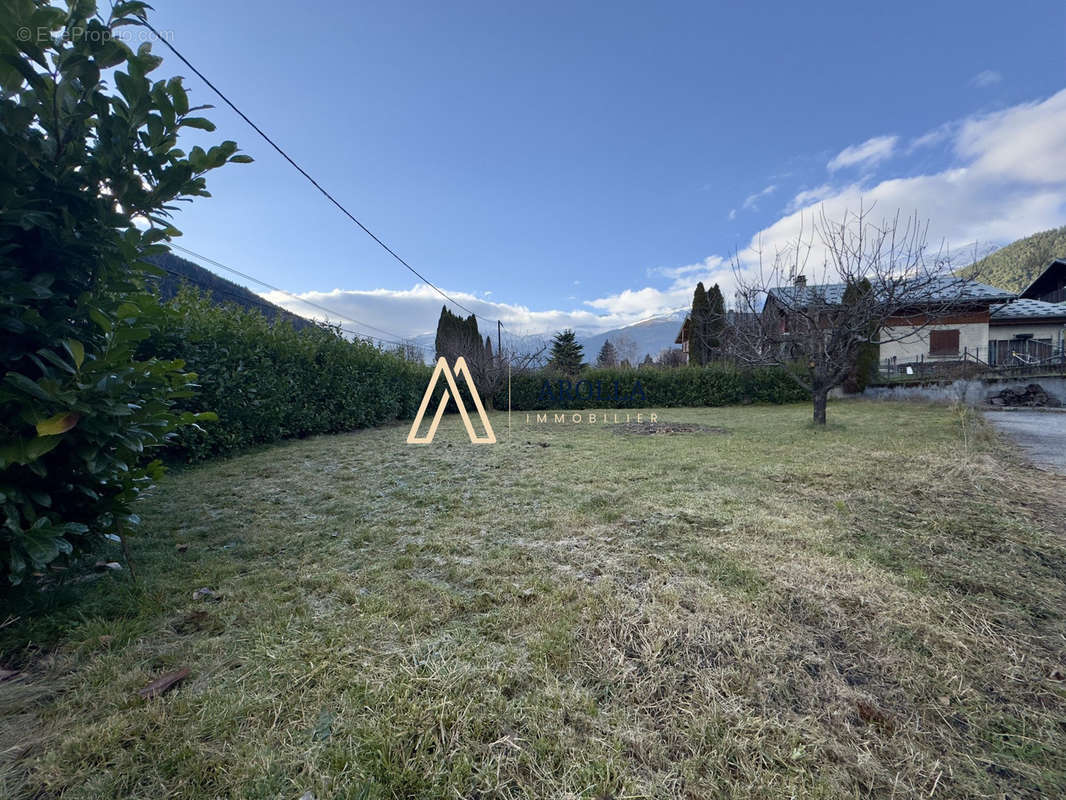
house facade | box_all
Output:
[878,308,999,365]
[987,259,1066,364]
[674,317,690,364]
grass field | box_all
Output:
[2,401,1065,799]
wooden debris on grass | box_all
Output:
[137,668,190,699]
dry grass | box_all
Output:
[2,400,1065,799]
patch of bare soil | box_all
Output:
[612,421,727,435]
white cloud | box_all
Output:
[907,121,956,153]
[826,135,898,172]
[955,90,1066,184]
[737,89,1066,278]
[651,255,726,282]
[971,69,1002,88]
[741,184,777,210]
[262,282,685,342]
[583,258,733,319]
[728,208,736,220]
[785,183,836,214]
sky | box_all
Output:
[147,0,1066,342]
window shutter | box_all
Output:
[929,329,960,355]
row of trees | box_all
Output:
[687,282,727,364]
[549,330,695,373]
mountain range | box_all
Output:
[407,309,688,365]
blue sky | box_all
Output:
[148,0,1066,340]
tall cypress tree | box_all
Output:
[434,305,451,361]
[706,283,726,359]
[690,282,710,365]
[434,307,482,363]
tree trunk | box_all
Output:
[812,387,828,425]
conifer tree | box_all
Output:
[596,340,618,367]
[549,329,584,375]
[707,283,726,359]
[689,282,710,365]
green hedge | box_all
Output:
[144,294,810,460]
[147,291,431,461]
[494,365,809,410]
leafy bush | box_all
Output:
[147,291,432,461]
[0,1,247,585]
[496,365,809,410]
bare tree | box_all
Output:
[730,205,991,425]
[390,341,424,363]
[612,334,638,366]
[657,347,687,367]
[466,339,548,409]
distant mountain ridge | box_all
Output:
[145,251,311,329]
[408,309,689,365]
[962,224,1066,292]
[576,310,688,364]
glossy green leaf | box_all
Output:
[36,412,80,436]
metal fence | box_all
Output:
[879,343,1066,380]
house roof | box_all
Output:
[990,298,1066,322]
[767,276,1015,308]
[674,317,689,344]
[1019,259,1066,300]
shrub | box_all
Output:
[0,1,247,585]
[495,365,809,410]
[147,290,432,461]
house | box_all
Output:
[674,318,690,364]
[988,260,1066,364]
[873,278,1015,365]
[674,310,753,364]
[763,273,1015,366]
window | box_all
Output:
[929,329,960,356]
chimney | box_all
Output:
[794,274,807,287]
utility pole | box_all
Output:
[497,319,502,369]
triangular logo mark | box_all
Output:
[407,357,496,444]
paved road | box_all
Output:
[984,410,1066,475]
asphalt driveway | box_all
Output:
[984,410,1066,475]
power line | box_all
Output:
[165,244,433,351]
[140,18,493,328]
